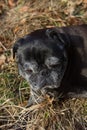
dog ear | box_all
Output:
[13,43,19,59]
[46,29,70,49]
[13,38,24,59]
[46,29,64,43]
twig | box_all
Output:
[0,41,7,51]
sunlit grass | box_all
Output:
[0,0,87,129]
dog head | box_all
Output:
[13,28,69,95]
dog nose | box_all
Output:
[23,61,38,73]
[26,69,33,74]
[24,63,33,73]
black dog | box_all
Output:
[13,24,87,106]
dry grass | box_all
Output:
[0,0,87,130]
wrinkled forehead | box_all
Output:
[17,40,50,62]
[16,28,66,62]
[18,38,64,61]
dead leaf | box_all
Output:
[67,1,75,16]
[0,54,6,66]
[75,0,83,5]
[8,0,18,7]
[7,49,14,62]
[19,6,28,13]
[83,0,87,4]
[14,26,20,33]
[20,18,26,24]
[66,16,83,25]
[0,47,3,54]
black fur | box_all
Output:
[13,24,87,106]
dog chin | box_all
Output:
[41,85,59,94]
[30,84,56,92]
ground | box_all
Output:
[0,0,87,130]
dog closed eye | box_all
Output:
[45,56,61,68]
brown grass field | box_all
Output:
[0,0,87,130]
